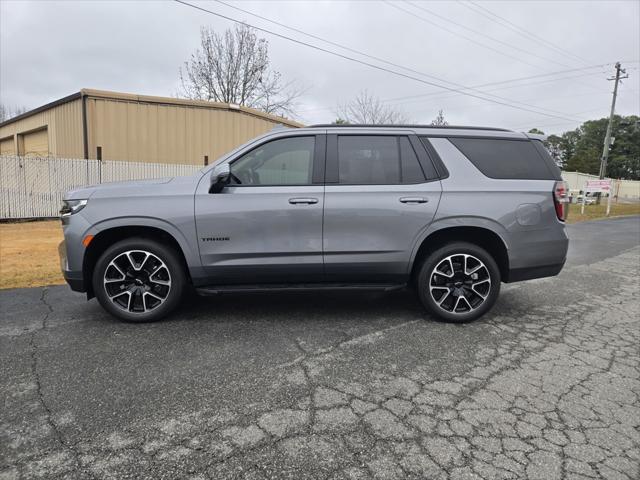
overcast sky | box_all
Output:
[1,0,639,134]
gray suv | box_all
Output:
[59,125,569,323]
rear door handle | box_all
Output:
[289,197,319,205]
[399,197,428,204]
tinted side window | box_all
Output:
[231,136,315,185]
[448,137,555,180]
[338,136,399,184]
[399,137,426,183]
[532,140,562,180]
[337,136,425,185]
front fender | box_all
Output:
[86,216,201,269]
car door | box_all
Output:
[323,132,442,283]
[194,133,326,284]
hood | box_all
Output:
[64,177,174,200]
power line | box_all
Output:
[214,0,562,109]
[395,70,610,110]
[217,0,619,121]
[177,0,583,122]
[298,66,610,115]
[213,0,431,78]
[404,0,576,69]
[506,88,636,108]
[508,104,628,132]
[216,0,617,99]
[446,64,609,90]
[513,87,637,107]
[458,0,610,95]
[509,120,580,131]
[383,1,545,71]
[504,68,637,131]
[371,70,608,107]
[390,0,602,94]
[461,0,592,66]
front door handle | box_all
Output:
[289,197,319,205]
[399,197,428,204]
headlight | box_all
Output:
[60,199,88,217]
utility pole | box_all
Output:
[598,62,628,179]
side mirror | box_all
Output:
[209,163,231,193]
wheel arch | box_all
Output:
[83,222,195,299]
[409,221,509,283]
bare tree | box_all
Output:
[179,24,300,117]
[337,90,408,125]
[0,103,27,122]
[430,109,448,126]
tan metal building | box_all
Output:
[0,89,302,164]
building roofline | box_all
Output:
[0,89,304,128]
[0,92,82,128]
[309,124,512,132]
[80,89,304,127]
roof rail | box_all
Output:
[309,124,512,132]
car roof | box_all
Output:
[309,124,510,131]
[287,124,528,139]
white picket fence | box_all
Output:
[0,156,201,219]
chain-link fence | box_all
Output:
[3,156,638,220]
[0,156,202,219]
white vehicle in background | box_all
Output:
[576,194,597,205]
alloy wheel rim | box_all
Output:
[429,254,491,314]
[103,250,171,314]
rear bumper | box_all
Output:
[59,240,86,292]
[506,260,565,283]
[505,224,569,283]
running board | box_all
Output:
[196,283,407,295]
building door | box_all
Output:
[194,134,326,284]
[0,136,15,155]
[20,128,49,156]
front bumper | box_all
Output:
[58,240,85,292]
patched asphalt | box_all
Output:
[1,216,639,479]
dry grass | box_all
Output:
[0,220,65,289]
[565,202,640,224]
[0,203,639,290]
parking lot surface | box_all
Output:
[1,217,639,479]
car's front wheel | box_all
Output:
[417,242,501,323]
[92,238,186,322]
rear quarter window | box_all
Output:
[448,137,557,180]
[532,139,563,180]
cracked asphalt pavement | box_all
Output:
[1,216,639,480]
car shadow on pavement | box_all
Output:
[72,285,514,329]
[172,288,428,324]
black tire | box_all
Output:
[92,237,186,322]
[417,242,501,323]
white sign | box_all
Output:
[581,179,612,216]
[585,179,611,193]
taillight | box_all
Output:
[553,181,569,221]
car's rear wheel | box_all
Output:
[93,238,186,322]
[417,242,500,323]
